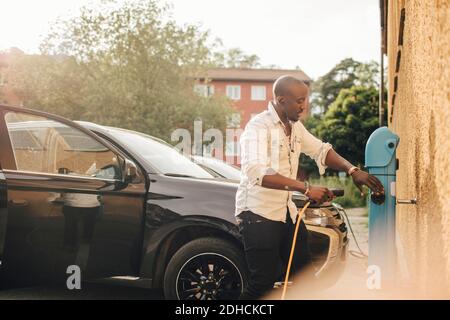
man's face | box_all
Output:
[278,83,309,122]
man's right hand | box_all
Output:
[307,186,334,204]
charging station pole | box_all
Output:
[365,127,399,287]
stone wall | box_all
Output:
[387,0,450,296]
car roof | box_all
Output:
[6,120,66,130]
[75,121,170,145]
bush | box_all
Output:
[309,176,368,208]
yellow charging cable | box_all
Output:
[281,201,311,300]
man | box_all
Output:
[236,75,384,300]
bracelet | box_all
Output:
[305,188,310,196]
[348,166,360,176]
[304,181,310,196]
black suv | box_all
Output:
[0,104,348,299]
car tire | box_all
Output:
[163,237,248,300]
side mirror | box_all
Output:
[123,159,138,184]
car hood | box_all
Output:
[145,173,239,225]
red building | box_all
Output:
[195,68,312,130]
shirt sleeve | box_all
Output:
[298,122,333,175]
[240,121,277,187]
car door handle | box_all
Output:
[9,199,29,207]
[50,198,65,205]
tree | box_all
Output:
[9,0,233,141]
[315,85,380,167]
[299,115,322,178]
[311,58,379,113]
[212,47,261,68]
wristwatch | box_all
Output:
[348,166,360,176]
[304,181,310,196]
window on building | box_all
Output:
[194,84,215,97]
[227,113,241,128]
[226,85,241,100]
[251,85,266,101]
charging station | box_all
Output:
[365,126,399,285]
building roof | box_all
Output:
[204,68,312,83]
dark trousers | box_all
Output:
[63,205,100,250]
[237,210,311,300]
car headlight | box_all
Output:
[303,208,334,227]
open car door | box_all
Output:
[0,164,7,276]
[0,105,147,287]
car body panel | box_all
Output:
[0,169,7,268]
[0,105,147,287]
[139,173,242,279]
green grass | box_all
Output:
[309,176,368,208]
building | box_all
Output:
[382,0,450,296]
[195,67,312,130]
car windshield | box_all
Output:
[106,128,214,179]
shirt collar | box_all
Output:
[268,101,283,125]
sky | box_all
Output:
[0,0,380,79]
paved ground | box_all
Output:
[267,208,437,299]
[0,207,370,300]
[267,207,375,300]
[0,283,164,300]
[345,207,369,254]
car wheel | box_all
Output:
[163,237,248,300]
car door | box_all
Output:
[0,163,7,273]
[0,106,147,287]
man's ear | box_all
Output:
[277,96,285,105]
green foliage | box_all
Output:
[309,176,368,208]
[212,47,261,68]
[299,115,322,177]
[315,86,380,167]
[300,59,386,175]
[311,58,379,113]
[9,0,233,141]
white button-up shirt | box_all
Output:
[235,101,332,223]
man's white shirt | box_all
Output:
[235,101,332,223]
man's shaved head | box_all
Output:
[273,75,307,98]
[272,75,309,122]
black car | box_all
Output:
[0,104,348,300]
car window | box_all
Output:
[4,112,122,180]
[106,128,214,179]
[195,157,241,180]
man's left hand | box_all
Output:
[351,170,384,196]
